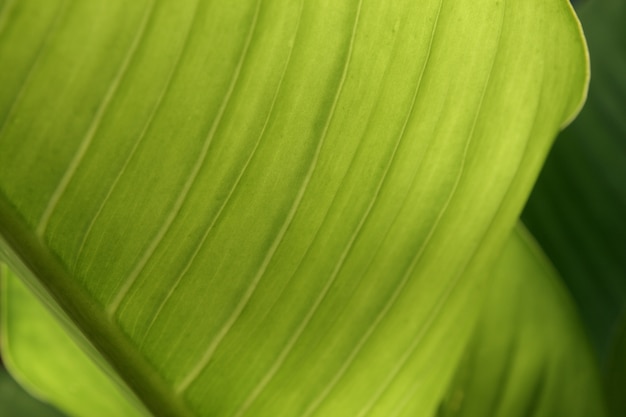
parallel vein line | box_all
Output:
[234,61,401,414]
[235,2,441,414]
[116,0,204,339]
[106,0,263,317]
[411,67,547,417]
[176,0,364,395]
[73,0,201,273]
[296,3,445,416]
[355,6,505,417]
[302,125,442,416]
[137,0,305,348]
[0,0,68,144]
[36,0,157,237]
[279,58,451,417]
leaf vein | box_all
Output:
[73,0,202,274]
[106,0,263,318]
[297,2,446,415]
[36,0,157,237]
[0,0,68,146]
[137,0,305,348]
[354,4,506,416]
[176,0,365,395]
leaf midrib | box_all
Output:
[0,195,193,417]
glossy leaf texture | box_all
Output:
[438,225,607,417]
[0,263,148,417]
[523,0,626,362]
[0,0,587,416]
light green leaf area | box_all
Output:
[439,225,607,417]
[0,263,147,417]
[523,0,626,361]
[0,0,587,416]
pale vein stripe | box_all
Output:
[106,0,263,317]
[385,70,547,417]
[0,0,16,36]
[175,0,365,395]
[137,1,305,348]
[295,4,444,417]
[234,3,441,415]
[36,0,157,237]
[0,0,68,141]
[118,0,203,339]
[354,8,505,417]
[73,0,201,273]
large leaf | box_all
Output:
[0,0,587,415]
[438,225,607,417]
[1,263,147,417]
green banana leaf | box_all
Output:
[438,225,607,417]
[0,0,588,415]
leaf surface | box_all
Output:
[0,0,587,415]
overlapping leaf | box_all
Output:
[438,225,607,417]
[0,0,587,415]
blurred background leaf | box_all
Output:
[523,0,626,413]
